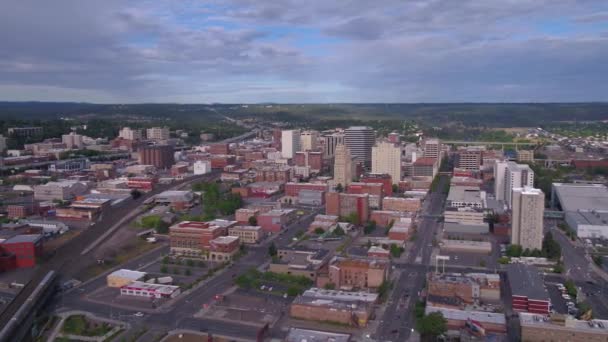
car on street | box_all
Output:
[134,312,144,317]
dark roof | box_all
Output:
[2,234,43,244]
[506,264,549,300]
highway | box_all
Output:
[373,176,448,342]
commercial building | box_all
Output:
[325,192,369,224]
[511,187,544,251]
[320,257,389,291]
[493,160,509,202]
[440,239,492,254]
[503,162,535,207]
[447,186,486,209]
[412,157,438,178]
[285,182,328,197]
[371,141,402,184]
[425,306,507,334]
[208,143,229,155]
[520,313,608,342]
[169,221,227,256]
[107,269,146,288]
[517,150,534,163]
[344,126,374,166]
[506,264,550,314]
[565,210,608,239]
[257,209,297,233]
[0,234,43,268]
[333,143,353,186]
[322,132,345,159]
[427,272,501,307]
[270,247,331,280]
[207,236,240,261]
[552,183,608,238]
[456,148,483,171]
[281,130,301,159]
[360,173,393,196]
[146,127,170,141]
[285,328,351,342]
[299,130,319,151]
[120,281,180,299]
[61,132,84,149]
[7,126,43,137]
[382,197,421,212]
[228,225,263,244]
[153,190,194,210]
[119,127,143,140]
[34,180,89,201]
[193,160,212,175]
[294,151,323,172]
[290,288,376,327]
[423,139,441,159]
[127,176,157,191]
[139,145,175,169]
[346,182,383,197]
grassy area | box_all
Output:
[235,269,313,296]
[62,315,113,337]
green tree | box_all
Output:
[160,265,168,273]
[565,279,577,298]
[186,259,195,267]
[248,216,258,226]
[364,220,377,234]
[506,244,523,257]
[286,286,300,297]
[390,244,404,258]
[324,283,336,290]
[335,183,344,192]
[314,227,325,235]
[333,225,345,236]
[268,242,278,257]
[173,268,180,275]
[416,312,447,338]
[392,184,399,194]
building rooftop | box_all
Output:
[506,264,550,300]
[211,236,239,245]
[2,234,43,244]
[230,225,262,232]
[302,288,378,303]
[425,306,506,325]
[552,183,608,212]
[567,210,608,226]
[109,269,146,280]
[413,157,437,166]
[121,280,179,294]
[447,186,485,205]
[520,313,608,334]
[285,328,351,342]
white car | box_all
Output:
[134,312,144,317]
[562,294,571,300]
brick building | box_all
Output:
[325,192,369,224]
[208,143,230,155]
[285,182,328,197]
[257,209,297,233]
[169,221,227,256]
[235,208,259,224]
[507,264,550,314]
[346,182,383,197]
[139,145,174,169]
[0,234,43,268]
[127,176,157,191]
[319,257,389,291]
[360,173,393,196]
[382,197,421,212]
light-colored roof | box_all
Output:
[109,269,146,280]
[426,306,506,325]
[302,288,378,303]
[285,328,351,342]
[520,313,608,334]
[447,186,484,204]
[553,183,608,212]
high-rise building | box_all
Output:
[62,133,84,149]
[334,143,353,186]
[300,130,319,151]
[146,127,170,141]
[505,162,535,208]
[281,129,301,159]
[322,133,344,159]
[517,150,534,163]
[119,127,143,141]
[139,145,175,169]
[511,187,544,251]
[423,139,441,159]
[0,135,6,152]
[494,160,509,201]
[371,141,402,185]
[345,126,374,166]
[456,148,483,171]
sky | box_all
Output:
[1,0,608,103]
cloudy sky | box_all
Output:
[1,0,607,103]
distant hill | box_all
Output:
[0,101,607,127]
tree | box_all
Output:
[498,256,510,264]
[364,220,377,234]
[314,227,325,235]
[160,265,168,273]
[506,244,523,257]
[324,283,336,290]
[565,279,577,298]
[333,225,345,236]
[186,259,195,267]
[286,286,300,297]
[416,312,447,338]
[130,189,142,199]
[392,184,399,194]
[248,216,258,226]
[335,183,344,192]
[268,242,277,257]
[390,244,404,258]
[173,268,180,275]
[542,232,562,260]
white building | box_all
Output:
[494,160,509,201]
[146,127,170,141]
[300,130,319,151]
[281,129,301,159]
[120,281,181,299]
[62,132,84,149]
[511,187,544,251]
[333,143,353,186]
[505,162,535,208]
[193,160,211,175]
[119,127,143,140]
[423,139,441,159]
[372,141,402,185]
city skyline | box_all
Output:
[1,1,607,103]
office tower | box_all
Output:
[300,130,319,151]
[456,148,483,171]
[372,141,402,185]
[345,126,374,166]
[119,127,143,141]
[505,162,535,208]
[511,187,544,250]
[334,143,353,186]
[139,145,175,169]
[423,139,440,159]
[281,129,301,159]
[146,127,170,141]
[62,132,84,149]
[494,160,509,201]
[322,133,344,159]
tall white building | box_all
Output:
[334,143,353,186]
[146,127,170,141]
[494,160,509,201]
[505,162,535,208]
[511,187,544,251]
[281,129,301,159]
[322,133,344,159]
[62,132,84,149]
[300,130,319,151]
[345,126,374,166]
[119,127,143,141]
[372,141,402,185]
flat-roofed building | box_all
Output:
[169,221,227,256]
[228,225,263,244]
[506,264,550,315]
[285,328,351,342]
[520,313,608,342]
[107,269,146,288]
[425,306,507,334]
[324,257,389,291]
[290,288,376,327]
[511,187,544,251]
[270,247,331,281]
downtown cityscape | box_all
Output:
[2,1,608,342]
